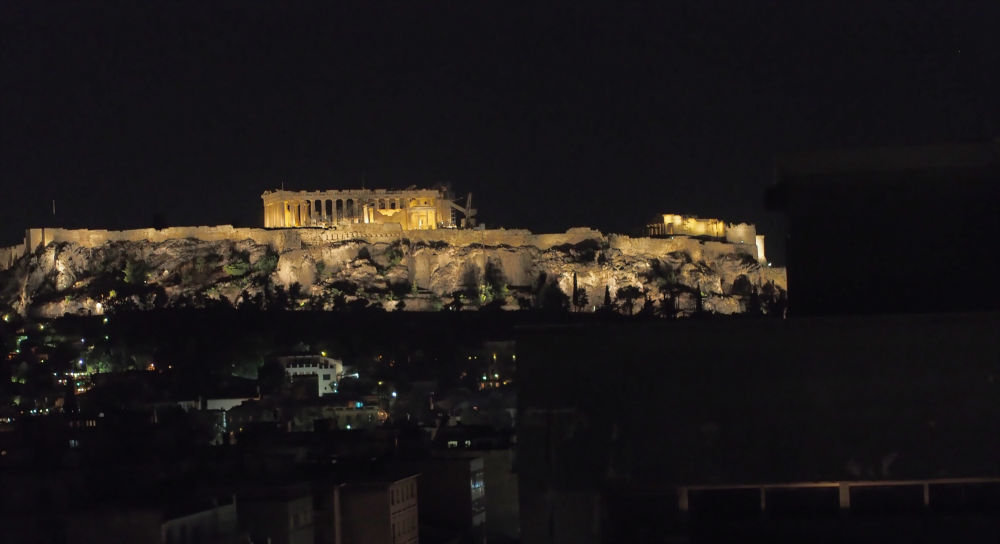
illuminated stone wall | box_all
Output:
[15,225,605,258]
[756,235,767,264]
[723,222,757,246]
[22,226,301,255]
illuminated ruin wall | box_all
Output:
[262,188,459,230]
[646,214,766,262]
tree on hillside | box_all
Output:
[574,287,589,312]
[571,272,588,312]
[603,285,614,311]
[615,285,643,315]
[538,281,570,312]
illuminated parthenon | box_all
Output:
[261,187,476,230]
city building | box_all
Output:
[237,483,315,544]
[516,313,1000,543]
[66,496,238,544]
[435,449,520,542]
[277,355,344,397]
[402,456,487,544]
[339,472,420,544]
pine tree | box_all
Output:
[572,272,579,311]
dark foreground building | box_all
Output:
[769,141,1000,316]
[516,314,1000,542]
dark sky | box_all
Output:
[3,2,998,263]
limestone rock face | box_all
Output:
[0,232,787,318]
[275,250,316,289]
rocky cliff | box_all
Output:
[0,229,786,318]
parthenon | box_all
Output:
[261,187,476,230]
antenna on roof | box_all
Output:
[52,199,56,216]
[281,180,285,190]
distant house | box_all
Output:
[276,355,344,397]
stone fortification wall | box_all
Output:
[724,222,758,247]
[297,225,603,250]
[657,214,727,238]
[18,224,607,258]
[23,226,303,256]
[609,234,757,262]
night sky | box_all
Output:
[3,2,999,264]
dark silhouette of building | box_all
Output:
[769,141,1000,316]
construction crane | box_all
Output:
[448,192,477,228]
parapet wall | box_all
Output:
[295,225,603,250]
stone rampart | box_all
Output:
[609,234,757,262]
[298,225,603,250]
[17,225,608,258]
[724,222,758,247]
[4,224,774,280]
[23,226,303,255]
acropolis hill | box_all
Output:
[0,187,786,318]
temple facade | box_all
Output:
[261,187,476,230]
